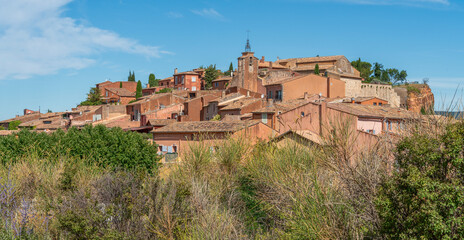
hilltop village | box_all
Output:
[0,43,435,159]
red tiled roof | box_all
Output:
[147,119,177,126]
[327,103,415,119]
[174,71,201,76]
[106,88,136,97]
[152,120,260,133]
[277,55,345,64]
[220,98,262,111]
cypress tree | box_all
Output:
[315,64,320,75]
[120,82,122,88]
[136,80,142,99]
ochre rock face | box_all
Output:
[407,85,435,113]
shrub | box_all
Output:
[0,125,160,172]
[377,122,464,239]
[8,120,21,130]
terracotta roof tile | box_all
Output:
[152,120,260,133]
[106,88,136,97]
[147,119,177,126]
[174,71,201,76]
[277,55,345,64]
[327,103,415,119]
[220,98,262,110]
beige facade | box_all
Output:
[342,77,400,108]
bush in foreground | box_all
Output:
[0,125,160,172]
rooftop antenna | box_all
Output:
[245,30,251,52]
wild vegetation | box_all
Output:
[0,117,462,239]
[351,58,408,85]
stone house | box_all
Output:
[126,93,186,121]
[342,97,389,106]
[174,70,202,91]
[274,55,360,77]
[101,88,136,105]
[212,76,231,90]
[152,120,275,159]
[96,81,137,97]
[218,98,266,119]
[264,74,345,101]
[158,76,175,88]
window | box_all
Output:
[106,91,108,97]
[43,121,52,124]
[276,90,282,100]
[262,113,268,124]
[268,91,273,99]
[181,76,184,84]
[167,146,173,153]
[192,86,197,91]
[174,76,177,85]
[192,76,196,82]
[160,145,167,152]
[301,112,305,117]
[373,102,377,106]
[249,57,253,66]
[215,82,219,87]
[379,103,382,106]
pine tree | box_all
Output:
[136,80,142,99]
[128,71,135,82]
[148,73,158,87]
[314,64,320,75]
[120,82,123,88]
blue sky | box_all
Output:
[0,0,463,119]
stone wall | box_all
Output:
[342,78,401,107]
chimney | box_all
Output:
[174,68,178,74]
[270,61,273,69]
[146,83,150,88]
[260,56,265,63]
[277,56,280,61]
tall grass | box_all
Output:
[0,113,458,239]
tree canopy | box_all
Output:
[128,71,135,82]
[136,80,142,99]
[351,58,407,85]
[314,64,320,75]
[80,87,102,106]
[376,122,464,239]
[148,73,158,87]
[204,64,219,89]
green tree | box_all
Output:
[204,64,219,89]
[0,126,4,130]
[120,82,123,88]
[372,62,384,79]
[128,71,135,82]
[351,58,373,81]
[314,64,320,75]
[136,80,142,99]
[376,122,464,239]
[80,87,102,106]
[224,62,234,76]
[8,120,21,130]
[148,73,158,87]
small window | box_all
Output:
[192,86,197,91]
[301,112,305,117]
[262,113,268,124]
[379,103,382,106]
[167,146,173,153]
[268,91,273,99]
[373,102,377,106]
[192,76,196,82]
[215,82,219,87]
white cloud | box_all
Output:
[319,0,450,6]
[167,11,184,18]
[0,0,164,80]
[191,8,226,21]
